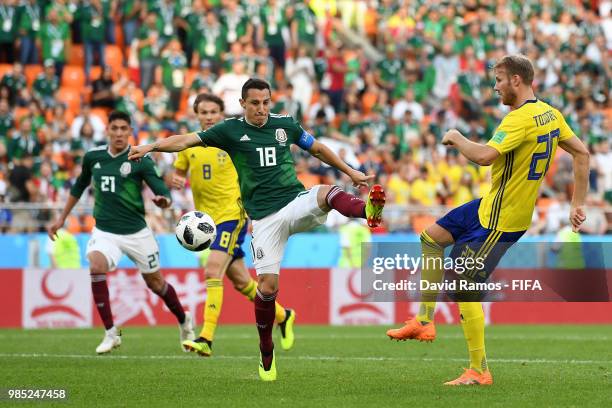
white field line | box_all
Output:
[0,353,610,366]
[0,333,610,341]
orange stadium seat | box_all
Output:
[104,45,124,73]
[297,172,321,189]
[81,214,95,232]
[13,107,29,125]
[56,87,82,115]
[91,107,109,124]
[185,69,197,88]
[24,65,42,87]
[90,65,102,81]
[62,65,86,89]
[66,215,81,234]
[114,22,124,49]
[411,214,437,234]
[133,88,144,110]
[67,44,85,66]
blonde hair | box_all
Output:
[493,54,535,85]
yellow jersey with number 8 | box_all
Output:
[174,146,243,224]
[479,99,575,232]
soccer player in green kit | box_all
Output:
[48,111,195,355]
[129,79,385,381]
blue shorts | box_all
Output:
[210,219,248,259]
[437,199,525,283]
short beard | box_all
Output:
[502,88,518,106]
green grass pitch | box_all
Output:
[1,325,610,407]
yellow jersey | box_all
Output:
[174,146,244,224]
[479,99,575,232]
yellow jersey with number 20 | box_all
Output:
[479,99,575,232]
[174,146,243,224]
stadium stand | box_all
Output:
[0,0,610,234]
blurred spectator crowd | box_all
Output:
[0,0,610,235]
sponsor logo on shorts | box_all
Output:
[275,129,287,146]
[256,247,265,260]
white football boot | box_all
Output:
[179,311,196,351]
[96,327,122,354]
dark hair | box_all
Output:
[108,110,131,125]
[241,78,271,100]
[192,93,225,114]
[493,54,535,85]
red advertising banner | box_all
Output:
[0,269,22,328]
[1,268,611,328]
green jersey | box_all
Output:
[377,58,403,83]
[70,146,171,235]
[0,5,18,42]
[0,72,26,96]
[294,3,317,45]
[161,51,187,91]
[33,73,59,98]
[196,114,308,220]
[38,21,70,62]
[78,3,105,42]
[0,112,13,139]
[18,2,42,37]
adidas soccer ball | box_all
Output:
[175,211,217,251]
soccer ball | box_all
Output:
[175,211,217,251]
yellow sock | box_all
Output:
[240,279,287,323]
[200,278,223,341]
[274,302,287,324]
[240,279,257,301]
[458,302,487,373]
[417,231,444,323]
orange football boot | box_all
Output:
[386,318,436,342]
[444,368,493,386]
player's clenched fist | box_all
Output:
[569,205,586,232]
[128,144,153,161]
[442,129,462,146]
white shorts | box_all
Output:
[250,185,328,275]
[86,227,160,274]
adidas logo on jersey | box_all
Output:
[94,162,101,169]
[240,134,251,141]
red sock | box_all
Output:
[159,282,186,324]
[326,186,366,218]
[255,289,276,369]
[91,274,114,330]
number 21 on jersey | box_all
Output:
[101,176,115,192]
[256,147,276,167]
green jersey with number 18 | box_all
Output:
[70,146,171,234]
[196,114,308,220]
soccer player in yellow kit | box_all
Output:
[176,94,295,357]
[387,55,590,385]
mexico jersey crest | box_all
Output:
[119,161,132,177]
[275,128,287,146]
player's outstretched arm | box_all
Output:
[442,129,499,166]
[128,133,202,161]
[308,140,374,187]
[559,136,590,232]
